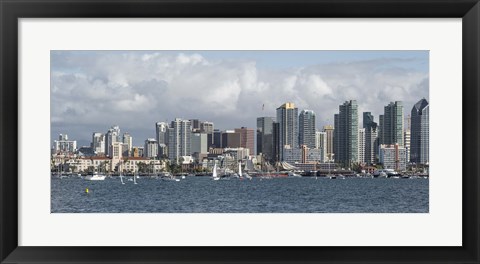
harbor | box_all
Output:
[51,176,429,213]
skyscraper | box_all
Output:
[122,132,133,157]
[221,130,241,148]
[105,125,121,157]
[334,100,359,167]
[410,98,429,164]
[189,119,200,132]
[299,109,316,149]
[323,125,334,161]
[381,101,404,146]
[155,122,169,145]
[358,128,365,164]
[155,122,169,157]
[168,118,192,162]
[315,131,327,162]
[200,121,214,147]
[363,112,379,164]
[92,132,105,155]
[212,129,222,148]
[234,127,255,156]
[144,138,158,158]
[276,102,298,161]
[257,117,275,161]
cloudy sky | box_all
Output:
[51,50,429,147]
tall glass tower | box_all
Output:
[168,118,191,163]
[363,112,379,164]
[276,102,298,161]
[410,98,429,164]
[334,100,359,167]
[381,101,404,146]
[299,110,316,149]
[257,117,275,161]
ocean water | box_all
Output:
[51,177,429,213]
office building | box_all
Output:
[200,121,214,147]
[363,112,378,164]
[358,128,365,164]
[257,117,275,161]
[105,125,121,157]
[191,133,208,155]
[379,144,407,171]
[122,132,132,156]
[235,127,255,156]
[299,109,316,149]
[381,101,404,146]
[315,131,327,162]
[91,132,105,155]
[334,100,359,167]
[190,119,200,132]
[410,98,429,164]
[212,129,222,148]
[221,130,241,148]
[168,118,192,162]
[276,102,299,161]
[144,138,158,158]
[323,125,334,161]
[156,122,169,157]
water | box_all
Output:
[51,177,429,213]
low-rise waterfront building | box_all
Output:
[379,144,407,171]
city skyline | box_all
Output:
[51,50,429,146]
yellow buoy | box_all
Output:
[85,188,89,194]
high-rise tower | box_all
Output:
[363,112,379,164]
[381,101,404,146]
[334,100,359,167]
[410,98,429,164]
[299,110,316,149]
[276,102,299,161]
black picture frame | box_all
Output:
[1,0,479,263]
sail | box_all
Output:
[238,162,242,177]
[212,163,217,178]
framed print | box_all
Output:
[1,0,479,263]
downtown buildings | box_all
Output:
[257,103,324,166]
[53,97,429,173]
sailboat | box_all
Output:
[212,163,220,181]
[119,162,125,185]
[133,170,138,184]
[239,161,252,180]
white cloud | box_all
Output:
[51,51,428,145]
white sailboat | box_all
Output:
[119,161,125,184]
[133,170,138,184]
[239,161,252,180]
[212,163,220,181]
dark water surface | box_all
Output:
[51,177,429,213]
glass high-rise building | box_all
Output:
[381,101,404,146]
[334,100,359,167]
[299,109,316,149]
[257,117,274,160]
[168,118,191,163]
[410,98,429,164]
[363,112,379,164]
[276,102,298,161]
[105,125,121,157]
